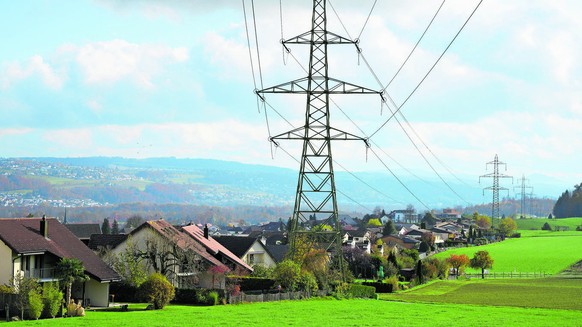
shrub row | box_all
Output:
[360,282,394,293]
[348,285,376,299]
[227,277,276,291]
[172,288,225,306]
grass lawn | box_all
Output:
[515,217,582,231]
[380,277,582,310]
[435,230,582,274]
[9,297,582,327]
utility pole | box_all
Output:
[256,0,383,272]
[479,154,513,219]
[514,175,533,219]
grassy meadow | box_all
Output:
[9,295,582,327]
[434,230,582,274]
[515,217,582,231]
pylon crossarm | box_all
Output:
[283,31,355,45]
[257,77,382,95]
[270,126,369,145]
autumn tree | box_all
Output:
[498,217,517,237]
[446,254,470,278]
[367,218,382,227]
[474,214,492,229]
[470,250,494,279]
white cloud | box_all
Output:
[0,55,64,90]
[75,39,189,88]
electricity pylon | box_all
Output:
[256,0,383,269]
[479,154,513,219]
[514,175,533,219]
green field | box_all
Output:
[9,296,582,327]
[435,230,582,274]
[381,278,582,310]
[515,217,582,230]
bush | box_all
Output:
[227,277,276,291]
[272,260,301,291]
[138,273,175,309]
[28,288,43,320]
[474,238,488,246]
[109,282,140,302]
[42,282,62,318]
[250,265,274,278]
[384,275,399,292]
[541,222,552,231]
[207,291,219,306]
[348,284,376,299]
[510,232,521,238]
[298,271,318,293]
[330,282,351,299]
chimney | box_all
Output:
[203,224,209,239]
[40,215,49,238]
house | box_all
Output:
[110,219,230,289]
[264,244,289,263]
[343,230,371,253]
[435,208,462,220]
[64,223,102,246]
[380,234,420,250]
[388,209,417,223]
[214,236,277,268]
[181,224,253,276]
[0,217,120,307]
[88,234,128,254]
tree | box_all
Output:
[102,218,111,235]
[367,218,382,227]
[138,273,175,309]
[416,260,423,284]
[42,282,63,318]
[125,214,144,230]
[475,214,492,229]
[421,212,437,228]
[446,254,470,278]
[470,250,494,279]
[541,222,552,231]
[111,219,120,235]
[105,236,147,287]
[55,258,89,308]
[273,260,301,291]
[383,220,396,236]
[28,286,43,320]
[498,217,517,237]
[420,232,436,250]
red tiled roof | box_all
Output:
[0,218,120,282]
[131,220,228,271]
[181,224,253,272]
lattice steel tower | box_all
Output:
[257,0,382,265]
[514,175,533,219]
[479,154,513,219]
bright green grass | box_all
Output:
[380,278,582,310]
[9,298,582,327]
[516,217,582,230]
[435,231,582,273]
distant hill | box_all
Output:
[0,157,558,217]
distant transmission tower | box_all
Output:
[257,0,382,269]
[479,154,513,219]
[514,175,533,219]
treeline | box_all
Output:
[553,184,582,218]
[462,197,555,218]
[0,203,293,226]
[0,175,51,192]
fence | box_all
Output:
[227,290,327,304]
[463,272,551,279]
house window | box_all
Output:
[248,254,255,264]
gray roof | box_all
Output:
[64,223,102,239]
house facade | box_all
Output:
[110,220,231,289]
[214,236,277,268]
[0,217,120,307]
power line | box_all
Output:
[357,0,378,41]
[369,0,484,139]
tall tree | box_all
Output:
[470,250,494,279]
[125,214,145,229]
[498,217,517,237]
[111,219,120,235]
[383,220,396,236]
[101,218,111,235]
[55,258,89,307]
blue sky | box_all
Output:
[1,0,581,201]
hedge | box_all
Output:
[360,282,394,293]
[348,284,376,299]
[172,288,225,305]
[227,277,276,291]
